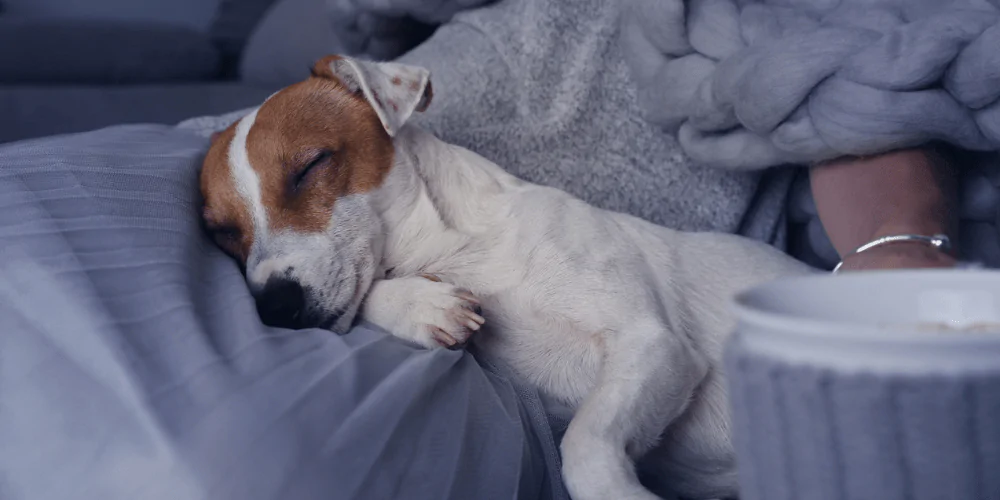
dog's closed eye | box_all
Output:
[293,149,335,191]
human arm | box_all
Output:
[810,147,959,272]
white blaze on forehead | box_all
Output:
[227,108,269,243]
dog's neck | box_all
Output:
[369,125,496,278]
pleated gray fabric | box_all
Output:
[0,125,568,500]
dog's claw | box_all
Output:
[455,290,479,305]
[461,309,485,327]
[394,277,484,350]
[431,326,458,347]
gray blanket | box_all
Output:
[621,0,1000,169]
[324,0,496,59]
[0,125,567,500]
[192,0,1000,252]
[302,0,1000,174]
[183,0,790,245]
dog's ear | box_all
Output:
[311,55,433,137]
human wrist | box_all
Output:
[812,146,957,257]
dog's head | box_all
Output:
[199,55,433,332]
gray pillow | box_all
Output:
[239,0,439,88]
[209,0,280,77]
[239,0,345,87]
[0,19,221,84]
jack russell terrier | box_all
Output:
[199,55,812,500]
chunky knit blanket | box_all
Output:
[621,0,1000,169]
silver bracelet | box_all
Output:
[831,233,951,274]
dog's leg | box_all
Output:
[360,276,485,349]
[561,318,708,500]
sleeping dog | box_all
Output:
[199,55,812,500]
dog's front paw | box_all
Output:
[408,280,485,349]
[361,275,485,349]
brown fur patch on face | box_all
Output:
[200,123,254,262]
[246,76,394,234]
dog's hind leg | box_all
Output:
[559,318,708,500]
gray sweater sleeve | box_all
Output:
[621,0,1000,170]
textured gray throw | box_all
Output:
[621,0,1000,169]
[182,0,791,246]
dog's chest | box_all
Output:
[422,190,668,406]
[466,282,603,407]
[439,231,626,407]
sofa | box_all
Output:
[0,0,279,144]
[0,0,447,145]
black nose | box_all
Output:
[253,277,308,329]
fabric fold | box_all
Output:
[0,125,568,500]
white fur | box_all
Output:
[228,62,815,499]
[228,109,268,243]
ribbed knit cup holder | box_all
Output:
[725,270,1000,500]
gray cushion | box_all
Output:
[0,83,276,144]
[0,19,221,84]
[209,0,280,77]
[1,0,220,31]
[239,0,438,87]
[239,0,345,87]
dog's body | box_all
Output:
[200,55,813,500]
[362,125,808,499]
